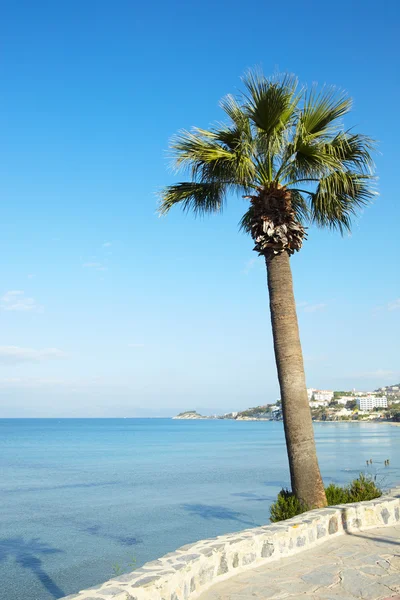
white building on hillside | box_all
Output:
[357,396,388,411]
[313,390,334,402]
[307,388,333,403]
[309,400,328,408]
[336,397,354,405]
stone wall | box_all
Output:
[62,486,400,600]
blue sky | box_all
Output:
[1,0,399,417]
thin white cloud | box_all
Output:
[0,346,67,365]
[82,262,107,271]
[0,375,108,389]
[0,377,68,388]
[103,242,112,248]
[346,369,397,380]
[388,298,400,311]
[27,274,35,279]
[0,291,42,312]
[304,303,327,313]
[242,257,264,275]
[297,301,327,313]
[242,258,257,275]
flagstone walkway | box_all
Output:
[198,525,400,600]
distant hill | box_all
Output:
[172,404,278,420]
[172,411,207,420]
[236,405,273,419]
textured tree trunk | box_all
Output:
[266,251,327,508]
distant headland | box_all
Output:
[172,406,281,421]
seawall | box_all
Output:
[62,485,400,600]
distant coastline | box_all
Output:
[173,384,400,423]
[172,409,280,421]
[173,408,400,424]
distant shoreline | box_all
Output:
[172,415,399,425]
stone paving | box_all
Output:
[198,525,400,600]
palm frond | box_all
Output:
[239,206,255,234]
[159,181,227,216]
[284,140,344,182]
[219,94,251,139]
[299,86,352,139]
[170,126,255,186]
[171,129,234,170]
[289,189,311,223]
[242,70,299,137]
[325,132,375,173]
[309,171,376,233]
[282,132,375,185]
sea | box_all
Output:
[0,418,399,600]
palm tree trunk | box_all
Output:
[266,251,327,508]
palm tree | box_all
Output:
[159,72,375,508]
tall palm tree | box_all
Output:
[159,72,375,508]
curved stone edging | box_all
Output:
[62,486,400,600]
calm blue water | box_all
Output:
[0,419,399,600]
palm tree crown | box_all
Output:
[160,72,376,257]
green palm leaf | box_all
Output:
[310,171,376,233]
[299,86,352,138]
[159,68,376,239]
[159,181,227,216]
[243,71,299,136]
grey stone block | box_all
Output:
[232,553,239,568]
[228,537,246,545]
[296,536,306,547]
[381,508,390,524]
[209,543,225,551]
[131,574,162,588]
[140,559,164,569]
[198,547,213,557]
[178,553,201,563]
[217,553,228,575]
[171,562,187,571]
[261,541,275,558]
[329,516,338,534]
